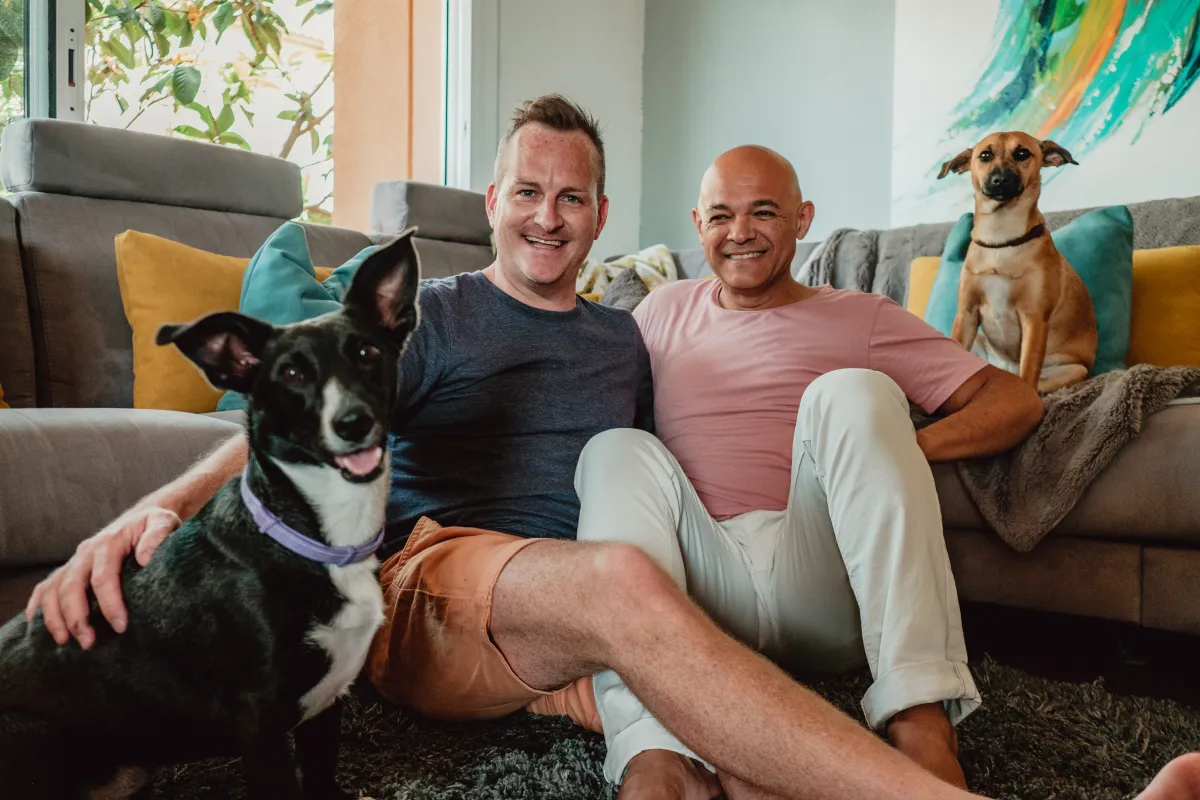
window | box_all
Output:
[0,0,27,159]
[3,0,462,225]
[83,0,335,222]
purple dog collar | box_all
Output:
[240,467,384,566]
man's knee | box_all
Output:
[583,543,687,647]
[801,368,909,424]
[575,427,672,492]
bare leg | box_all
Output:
[490,539,978,800]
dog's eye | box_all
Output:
[1013,147,1031,161]
[282,365,304,383]
[978,151,993,162]
[358,344,381,361]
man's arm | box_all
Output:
[26,431,249,649]
[916,364,1043,462]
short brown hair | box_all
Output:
[495,94,606,197]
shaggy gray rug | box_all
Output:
[150,658,1200,799]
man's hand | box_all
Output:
[26,505,182,649]
[23,432,250,649]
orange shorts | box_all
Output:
[365,516,600,731]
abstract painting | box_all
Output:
[892,0,1200,226]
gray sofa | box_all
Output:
[0,119,493,617]
[1,118,1199,641]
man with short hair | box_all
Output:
[25,100,1200,800]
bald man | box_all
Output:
[568,145,1047,791]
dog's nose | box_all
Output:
[333,409,375,443]
[986,169,1020,194]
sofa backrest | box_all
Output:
[0,120,375,409]
[370,180,495,277]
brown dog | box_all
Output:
[937,132,1097,392]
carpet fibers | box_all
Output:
[149,658,1200,799]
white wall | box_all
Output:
[640,0,896,250]
[468,0,646,259]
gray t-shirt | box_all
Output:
[383,270,654,552]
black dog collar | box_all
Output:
[973,223,1046,249]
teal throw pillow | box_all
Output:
[923,205,1134,376]
[215,222,380,411]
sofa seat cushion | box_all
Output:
[934,401,1200,545]
[0,408,242,566]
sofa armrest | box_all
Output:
[0,409,242,567]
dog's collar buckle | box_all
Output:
[972,223,1046,249]
[239,467,385,567]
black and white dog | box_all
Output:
[0,228,421,799]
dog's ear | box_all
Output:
[156,311,274,393]
[1040,140,1078,168]
[344,226,421,341]
[937,148,974,179]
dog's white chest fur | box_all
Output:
[299,560,385,720]
[272,458,388,721]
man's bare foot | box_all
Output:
[1137,753,1200,800]
[886,703,967,790]
[618,749,722,800]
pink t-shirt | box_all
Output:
[633,279,987,520]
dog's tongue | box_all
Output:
[335,446,383,476]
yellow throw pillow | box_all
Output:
[114,231,333,413]
[906,257,940,318]
[1127,245,1200,368]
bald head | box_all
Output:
[692,145,815,306]
[699,145,802,210]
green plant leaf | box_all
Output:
[153,32,170,58]
[277,109,297,121]
[174,124,209,139]
[303,1,332,24]
[240,107,256,125]
[116,94,128,113]
[171,65,202,106]
[213,2,234,37]
[260,22,280,53]
[309,127,319,154]
[185,101,215,129]
[108,36,136,69]
[216,103,234,133]
[220,132,251,150]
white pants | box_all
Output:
[573,368,982,784]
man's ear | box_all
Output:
[937,148,974,179]
[1040,140,1078,167]
[156,311,274,393]
[343,227,421,342]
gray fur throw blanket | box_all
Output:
[916,365,1200,553]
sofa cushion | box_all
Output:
[0,119,301,219]
[925,206,1134,376]
[215,222,379,412]
[114,230,339,413]
[9,192,372,408]
[370,180,491,246]
[0,408,242,565]
[1127,245,1200,368]
[0,199,35,408]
